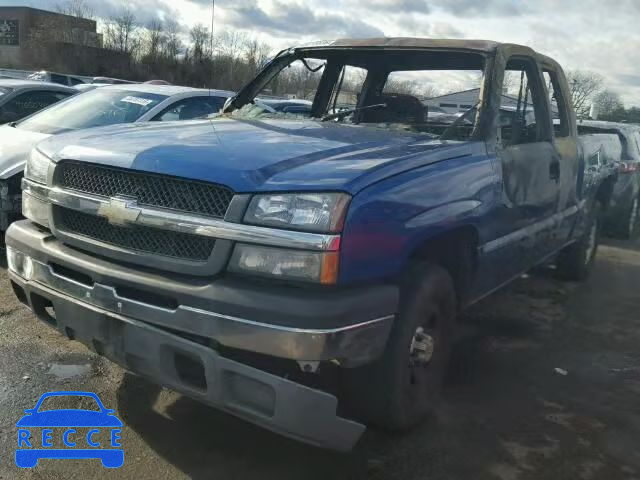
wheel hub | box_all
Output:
[409,326,435,365]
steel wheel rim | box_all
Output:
[409,326,436,366]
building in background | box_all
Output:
[424,87,559,117]
[0,6,128,78]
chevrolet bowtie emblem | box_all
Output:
[97,196,141,226]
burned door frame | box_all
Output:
[484,45,561,278]
[540,61,582,248]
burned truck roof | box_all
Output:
[326,37,501,52]
[292,37,560,70]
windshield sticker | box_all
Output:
[120,96,153,107]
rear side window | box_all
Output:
[151,96,227,122]
[499,58,551,146]
[50,73,68,85]
[543,70,570,138]
[0,90,71,122]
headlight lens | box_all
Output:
[25,149,52,184]
[6,247,33,280]
[22,192,49,227]
[229,244,339,284]
[244,193,350,233]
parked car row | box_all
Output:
[0,83,234,229]
[1,38,636,452]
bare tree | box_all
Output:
[163,20,182,61]
[213,30,250,88]
[566,70,604,118]
[244,38,271,72]
[594,89,624,119]
[384,79,439,99]
[144,20,165,60]
[56,0,94,19]
[189,24,210,62]
[103,8,140,56]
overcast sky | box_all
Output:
[5,0,640,105]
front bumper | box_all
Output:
[9,270,364,450]
[6,220,397,366]
[6,220,399,450]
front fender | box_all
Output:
[339,148,496,284]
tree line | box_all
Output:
[35,1,635,122]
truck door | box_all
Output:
[493,57,560,272]
[542,67,581,249]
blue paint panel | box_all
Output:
[38,118,472,194]
[339,144,497,284]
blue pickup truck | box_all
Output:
[6,38,618,451]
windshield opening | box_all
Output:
[230,49,486,138]
[17,89,168,134]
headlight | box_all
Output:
[25,149,52,184]
[22,192,49,227]
[244,193,350,233]
[6,247,33,280]
[229,244,339,284]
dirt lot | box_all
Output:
[0,239,639,480]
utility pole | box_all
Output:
[210,0,215,88]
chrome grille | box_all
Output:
[57,207,215,260]
[56,161,233,218]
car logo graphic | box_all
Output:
[15,391,124,468]
[97,196,141,226]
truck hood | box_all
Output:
[0,125,50,179]
[38,118,476,193]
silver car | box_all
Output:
[0,83,235,230]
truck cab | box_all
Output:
[6,38,617,451]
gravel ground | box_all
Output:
[0,239,639,480]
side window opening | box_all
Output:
[500,59,550,146]
[234,58,326,119]
[328,65,368,114]
[543,70,570,138]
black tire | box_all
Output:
[556,201,602,281]
[341,263,456,430]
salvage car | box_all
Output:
[0,84,234,230]
[578,120,640,238]
[0,80,74,124]
[7,38,618,451]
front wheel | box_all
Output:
[556,201,602,281]
[341,263,456,430]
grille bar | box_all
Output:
[57,207,215,261]
[56,161,233,218]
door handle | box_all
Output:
[549,158,560,182]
